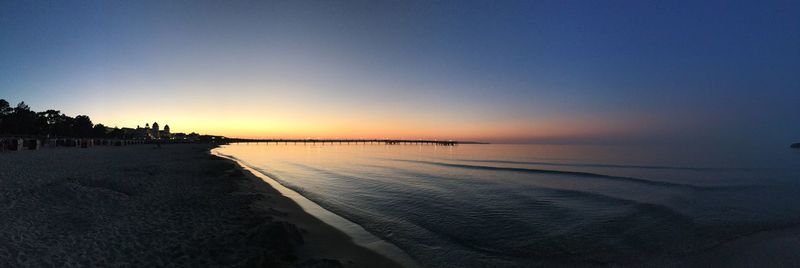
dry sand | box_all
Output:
[0,144,401,267]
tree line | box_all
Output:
[0,99,117,138]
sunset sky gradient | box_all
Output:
[2,1,799,144]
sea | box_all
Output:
[214,143,800,267]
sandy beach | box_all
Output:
[0,144,400,267]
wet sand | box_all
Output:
[0,144,401,267]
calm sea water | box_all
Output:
[216,143,800,267]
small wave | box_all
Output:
[392,159,718,190]
[455,159,709,171]
[455,159,799,172]
[284,160,700,260]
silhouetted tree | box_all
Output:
[15,101,29,111]
[38,110,62,125]
[4,102,38,135]
[108,127,124,139]
[0,100,155,139]
[0,101,100,137]
[36,109,62,136]
[92,124,107,138]
[0,99,10,115]
[0,99,9,133]
[54,114,75,137]
[73,115,93,137]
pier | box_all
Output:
[226,139,485,146]
[1,136,486,153]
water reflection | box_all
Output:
[217,143,800,267]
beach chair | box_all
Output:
[8,139,23,151]
[24,139,40,150]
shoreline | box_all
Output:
[0,143,403,267]
[212,148,414,268]
[4,143,797,267]
[213,150,419,268]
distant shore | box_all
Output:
[0,144,401,267]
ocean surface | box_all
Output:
[215,143,800,267]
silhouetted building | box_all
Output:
[162,124,171,139]
[187,132,200,141]
[131,122,172,140]
[152,122,160,139]
[132,124,150,139]
[173,132,187,140]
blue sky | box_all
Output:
[1,0,799,144]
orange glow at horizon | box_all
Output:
[30,69,655,143]
[86,104,641,142]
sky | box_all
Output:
[1,0,799,144]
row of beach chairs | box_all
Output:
[0,138,146,152]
